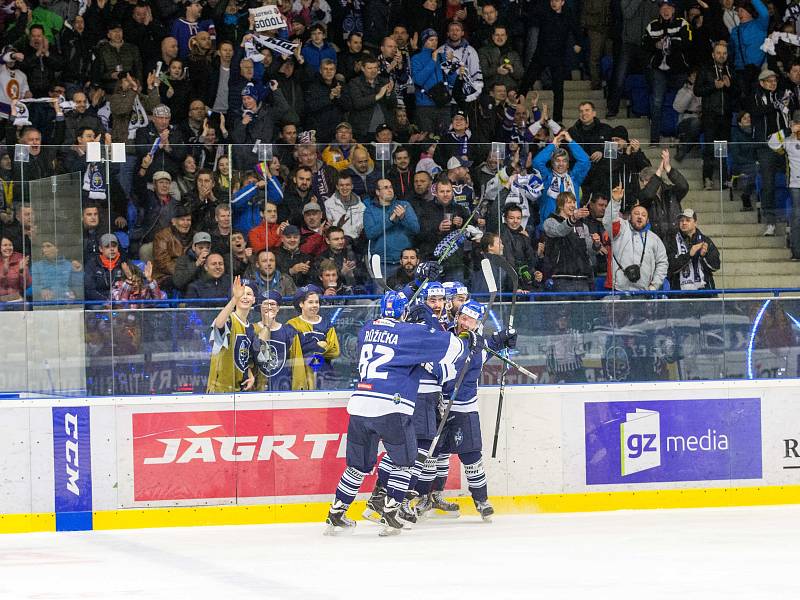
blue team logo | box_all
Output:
[454,428,464,447]
[260,339,287,376]
[233,334,251,373]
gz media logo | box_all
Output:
[585,399,762,485]
[620,409,661,476]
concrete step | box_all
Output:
[720,247,793,261]
[721,261,800,275]
[700,224,768,236]
[713,236,787,248]
[721,274,800,288]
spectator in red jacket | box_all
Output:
[248,202,285,253]
[299,202,329,256]
[0,237,29,303]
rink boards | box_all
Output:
[2,380,800,533]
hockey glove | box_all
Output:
[459,330,481,352]
[492,327,517,349]
[415,261,443,285]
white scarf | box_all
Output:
[761,31,800,56]
[675,232,706,290]
[244,34,298,61]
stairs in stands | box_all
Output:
[534,79,800,290]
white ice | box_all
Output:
[1,505,799,600]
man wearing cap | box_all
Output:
[643,0,691,144]
[152,205,194,290]
[768,113,800,257]
[322,122,372,172]
[230,81,291,168]
[342,54,397,141]
[173,231,212,293]
[132,166,181,247]
[303,59,346,143]
[666,208,721,292]
[745,68,790,236]
[94,21,143,93]
[412,28,453,135]
[185,251,231,307]
[134,103,188,179]
[84,233,127,302]
[435,110,475,167]
[445,156,476,212]
[299,202,328,256]
[730,0,769,96]
[275,224,313,287]
[600,126,651,205]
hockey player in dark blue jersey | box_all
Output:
[325,291,473,536]
[416,300,517,522]
[443,281,470,320]
[364,282,456,524]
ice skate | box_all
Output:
[431,491,460,518]
[474,499,494,522]
[378,498,405,536]
[324,500,356,536]
[415,493,433,520]
[362,484,386,524]
[398,491,418,527]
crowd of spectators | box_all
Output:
[2,0,800,309]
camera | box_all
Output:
[623,264,641,283]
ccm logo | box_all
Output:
[142,425,347,464]
[64,412,80,496]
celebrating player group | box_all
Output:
[325,260,517,537]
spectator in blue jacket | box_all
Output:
[411,28,454,135]
[532,130,592,226]
[363,178,420,276]
[730,0,769,97]
[301,23,338,73]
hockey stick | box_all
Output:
[370,254,385,290]
[407,201,484,306]
[425,259,497,460]
[482,345,538,381]
[484,253,521,458]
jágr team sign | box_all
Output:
[250,6,286,32]
[132,407,459,501]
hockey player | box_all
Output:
[416,300,517,521]
[325,290,475,536]
[443,280,470,321]
[363,282,459,524]
[253,290,297,392]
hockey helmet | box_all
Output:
[458,299,486,321]
[443,281,470,302]
[379,290,409,319]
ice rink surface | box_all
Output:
[2,504,799,600]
